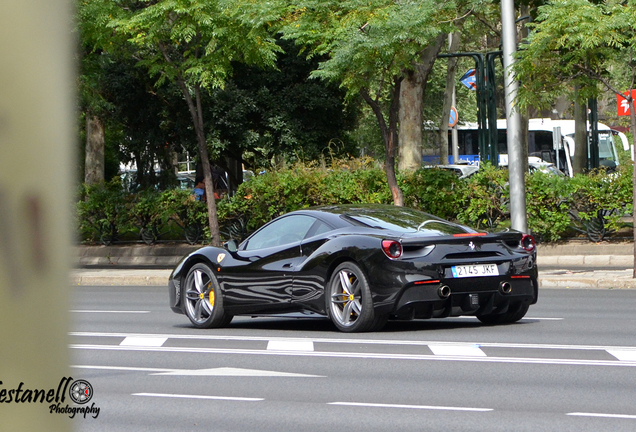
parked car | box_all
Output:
[499,156,564,176]
[423,163,479,179]
[168,204,538,332]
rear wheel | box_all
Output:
[477,302,529,325]
[183,263,233,328]
[326,262,384,332]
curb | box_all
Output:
[538,270,636,289]
[76,244,199,267]
[71,270,172,287]
[536,255,633,268]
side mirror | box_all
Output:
[223,239,238,253]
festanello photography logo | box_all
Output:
[0,377,100,419]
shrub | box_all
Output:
[526,171,574,241]
[567,165,633,241]
[75,158,635,244]
[77,178,133,245]
[160,189,208,244]
[456,163,509,230]
[401,168,466,221]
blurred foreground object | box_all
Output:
[0,1,73,430]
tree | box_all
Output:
[280,0,461,206]
[206,39,357,169]
[87,0,283,245]
[515,0,636,276]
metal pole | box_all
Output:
[449,35,459,164]
[451,87,459,164]
[588,98,599,169]
[486,52,502,165]
[501,0,528,232]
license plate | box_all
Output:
[451,264,499,278]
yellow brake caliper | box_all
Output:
[207,282,215,306]
[348,276,356,316]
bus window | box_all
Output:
[598,132,617,163]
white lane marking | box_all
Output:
[71,365,176,373]
[428,344,486,357]
[606,349,636,362]
[69,344,636,367]
[152,367,323,377]
[133,393,263,402]
[568,412,636,419]
[456,316,564,321]
[70,310,150,314]
[120,336,168,347]
[267,339,314,351]
[329,401,492,412]
[73,331,633,352]
[71,364,323,377]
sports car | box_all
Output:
[168,204,538,332]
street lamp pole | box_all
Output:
[501,0,528,233]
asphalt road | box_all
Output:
[69,285,636,432]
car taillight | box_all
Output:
[381,239,402,259]
[521,234,535,252]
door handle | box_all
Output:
[282,263,293,268]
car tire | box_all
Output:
[326,262,383,332]
[183,263,233,329]
[477,301,529,325]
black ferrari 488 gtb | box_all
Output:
[169,204,538,332]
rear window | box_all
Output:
[342,207,470,235]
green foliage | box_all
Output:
[526,171,574,242]
[568,165,633,236]
[401,168,467,221]
[457,163,510,230]
[107,0,282,90]
[77,178,133,244]
[280,0,458,97]
[207,40,357,167]
[76,159,635,244]
[130,189,176,244]
[160,188,208,229]
[515,0,636,110]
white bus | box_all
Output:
[423,118,629,176]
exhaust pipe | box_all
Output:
[499,281,512,295]
[438,285,451,299]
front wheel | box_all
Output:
[326,262,384,332]
[183,263,233,329]
[477,302,529,325]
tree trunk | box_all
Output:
[439,32,461,165]
[399,70,424,170]
[361,78,404,206]
[85,115,105,185]
[178,79,222,246]
[398,33,446,171]
[573,88,587,174]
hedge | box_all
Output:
[76,158,634,244]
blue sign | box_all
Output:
[460,69,477,90]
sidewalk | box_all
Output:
[71,241,636,289]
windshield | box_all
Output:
[598,132,617,162]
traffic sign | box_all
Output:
[460,69,477,90]
[617,90,636,116]
[448,106,458,128]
